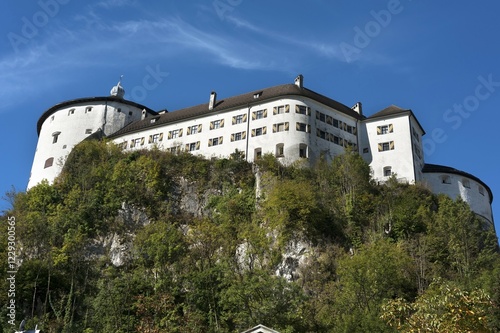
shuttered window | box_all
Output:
[378,141,395,152]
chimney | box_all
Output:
[209,91,217,110]
[294,74,304,88]
[141,109,147,120]
[351,102,362,116]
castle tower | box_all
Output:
[27,80,156,189]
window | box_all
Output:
[479,186,485,196]
[117,141,128,150]
[130,138,143,148]
[188,125,198,135]
[296,122,310,132]
[299,144,308,158]
[295,105,310,115]
[188,124,202,134]
[412,127,420,142]
[333,119,339,128]
[414,144,422,159]
[44,157,54,169]
[251,126,267,137]
[378,141,395,152]
[441,175,451,184]
[462,179,471,188]
[85,107,92,113]
[274,105,289,115]
[316,111,326,122]
[346,125,354,134]
[129,111,133,116]
[149,133,163,144]
[273,122,289,132]
[383,166,392,177]
[68,108,75,115]
[187,141,200,151]
[210,119,224,129]
[363,147,369,154]
[85,129,92,134]
[168,129,183,139]
[52,132,60,144]
[50,115,55,122]
[231,131,246,142]
[377,124,393,135]
[254,148,262,159]
[168,145,181,154]
[317,129,327,140]
[117,108,122,113]
[232,114,247,124]
[253,109,267,119]
[276,143,284,157]
[209,136,223,147]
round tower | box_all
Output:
[27,80,155,189]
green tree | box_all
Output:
[382,279,493,332]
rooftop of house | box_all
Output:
[108,82,361,138]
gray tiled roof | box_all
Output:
[109,83,361,138]
[367,104,409,119]
[365,104,426,135]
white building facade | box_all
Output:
[27,76,494,226]
[27,82,155,189]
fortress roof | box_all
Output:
[37,96,156,136]
[365,104,426,135]
[423,163,493,203]
[109,83,361,138]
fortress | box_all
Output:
[28,75,494,226]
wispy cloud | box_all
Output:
[225,15,345,61]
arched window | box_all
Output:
[254,148,262,160]
[276,143,284,157]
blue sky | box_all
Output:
[1,1,499,234]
